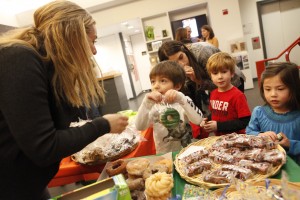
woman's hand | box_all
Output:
[258,131,277,141]
[183,65,195,80]
[183,65,202,85]
[103,114,129,133]
[178,62,197,82]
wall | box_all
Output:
[92,0,244,54]
[92,0,207,28]
[239,0,265,78]
[94,34,134,99]
[1,0,262,88]
[208,0,244,53]
[92,0,248,91]
[0,14,19,27]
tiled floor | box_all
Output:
[49,80,264,197]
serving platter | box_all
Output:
[174,135,286,188]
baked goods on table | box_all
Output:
[175,133,286,188]
[105,159,128,177]
[143,164,169,180]
[70,119,141,165]
[145,172,174,200]
[126,157,150,176]
[153,159,173,174]
[213,178,300,200]
[100,153,173,200]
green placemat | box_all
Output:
[272,155,300,182]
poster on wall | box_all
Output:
[233,54,249,70]
[231,51,254,90]
[229,38,247,53]
[230,41,247,53]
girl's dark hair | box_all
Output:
[150,60,186,90]
[158,40,209,80]
[260,62,300,110]
[201,25,215,40]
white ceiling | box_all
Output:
[0,0,131,15]
[0,0,141,37]
[98,18,142,37]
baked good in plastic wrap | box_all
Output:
[70,118,143,165]
[213,171,300,200]
[182,183,217,200]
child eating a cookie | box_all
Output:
[135,60,203,153]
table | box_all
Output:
[171,151,300,197]
[48,128,156,187]
[49,129,300,196]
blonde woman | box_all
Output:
[0,1,128,199]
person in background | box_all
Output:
[0,1,128,199]
[246,62,300,165]
[175,27,192,47]
[158,40,245,139]
[158,41,245,110]
[200,25,219,48]
[135,61,203,154]
[185,26,200,43]
[201,52,251,136]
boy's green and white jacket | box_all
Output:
[135,91,203,154]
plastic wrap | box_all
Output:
[70,119,144,165]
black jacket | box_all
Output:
[0,45,110,199]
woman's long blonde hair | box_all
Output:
[0,0,105,108]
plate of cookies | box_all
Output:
[99,153,174,200]
[174,133,286,189]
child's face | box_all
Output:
[210,68,234,92]
[168,51,190,67]
[150,75,176,95]
[263,75,290,113]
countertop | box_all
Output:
[97,71,122,81]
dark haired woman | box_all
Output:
[200,25,219,48]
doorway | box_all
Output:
[130,33,152,92]
[257,0,300,64]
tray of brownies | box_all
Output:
[174,133,286,188]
